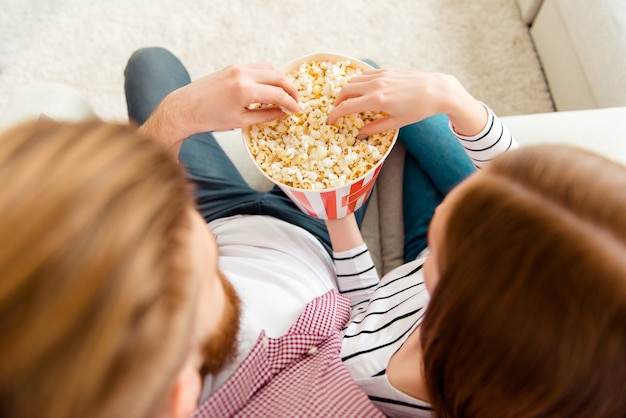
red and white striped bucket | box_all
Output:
[243,52,398,220]
[279,162,384,219]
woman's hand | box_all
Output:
[326,69,487,137]
[140,63,300,156]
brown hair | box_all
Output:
[421,145,626,417]
[0,119,197,418]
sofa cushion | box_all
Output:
[501,106,626,166]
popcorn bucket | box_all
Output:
[242,52,399,220]
[277,161,385,219]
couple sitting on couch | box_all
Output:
[1,47,624,418]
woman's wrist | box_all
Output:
[325,214,364,252]
[439,75,489,137]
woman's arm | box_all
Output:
[327,68,519,166]
[452,103,519,168]
[324,214,364,252]
[325,214,379,306]
[327,70,488,137]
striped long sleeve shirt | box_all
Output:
[337,108,518,417]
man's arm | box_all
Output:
[138,87,189,156]
[139,63,301,157]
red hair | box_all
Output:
[421,145,626,417]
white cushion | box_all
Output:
[214,129,274,191]
[0,82,97,130]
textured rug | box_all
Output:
[0,0,554,122]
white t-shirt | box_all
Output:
[200,214,337,400]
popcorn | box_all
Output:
[247,59,396,190]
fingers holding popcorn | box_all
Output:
[244,65,301,111]
[246,58,396,190]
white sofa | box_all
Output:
[518,0,626,111]
[1,82,626,276]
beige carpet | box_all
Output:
[0,0,554,122]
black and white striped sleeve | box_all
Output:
[333,243,380,307]
[451,103,520,168]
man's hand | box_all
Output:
[140,63,300,156]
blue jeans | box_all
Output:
[400,115,476,262]
[124,47,372,257]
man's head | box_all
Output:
[421,145,626,417]
[0,120,240,418]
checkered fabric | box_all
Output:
[193,290,385,417]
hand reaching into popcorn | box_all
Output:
[327,69,488,138]
[140,63,300,156]
[246,59,396,191]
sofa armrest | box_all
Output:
[0,82,97,130]
[501,107,626,166]
[530,0,626,110]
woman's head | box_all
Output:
[0,119,237,418]
[421,145,626,417]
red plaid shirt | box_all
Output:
[192,290,385,417]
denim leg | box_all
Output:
[401,113,476,261]
[124,47,192,126]
[402,153,444,262]
[123,47,343,255]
